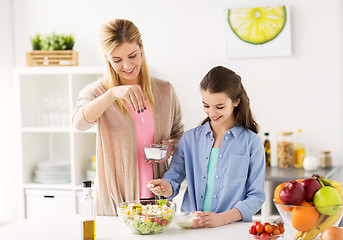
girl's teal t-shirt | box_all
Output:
[202,148,220,211]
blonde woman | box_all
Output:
[73,19,184,216]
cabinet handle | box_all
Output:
[44,195,55,198]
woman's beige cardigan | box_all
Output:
[72,77,184,216]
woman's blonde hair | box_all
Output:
[99,19,154,116]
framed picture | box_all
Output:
[225,5,292,58]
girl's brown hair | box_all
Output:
[99,19,154,116]
[200,66,259,133]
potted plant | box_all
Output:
[27,32,78,66]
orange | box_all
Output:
[291,201,319,231]
[296,179,304,183]
[274,182,293,212]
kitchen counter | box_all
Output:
[0,213,293,240]
[265,166,340,181]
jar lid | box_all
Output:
[321,150,331,154]
[277,131,293,135]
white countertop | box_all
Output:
[0,213,293,240]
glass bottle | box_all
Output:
[264,132,271,167]
[320,150,332,168]
[294,129,305,168]
[277,132,295,168]
[81,180,95,240]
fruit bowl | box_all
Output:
[117,199,175,235]
[249,233,284,240]
[274,200,343,240]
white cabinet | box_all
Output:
[14,66,104,219]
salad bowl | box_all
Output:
[117,199,175,234]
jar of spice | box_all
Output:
[320,150,332,168]
[277,132,295,168]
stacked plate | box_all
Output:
[34,161,71,184]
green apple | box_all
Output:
[314,186,341,215]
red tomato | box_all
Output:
[161,219,168,226]
[264,222,271,227]
[256,223,265,234]
[154,218,162,225]
[278,225,284,234]
[249,225,257,235]
[265,224,274,234]
[273,228,281,235]
[260,232,271,240]
[254,221,261,226]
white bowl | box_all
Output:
[175,211,201,229]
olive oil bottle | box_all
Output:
[81,180,95,240]
[264,132,271,167]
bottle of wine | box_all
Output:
[264,132,271,167]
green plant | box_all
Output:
[61,34,75,50]
[30,32,75,50]
[30,34,42,50]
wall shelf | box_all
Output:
[14,66,103,219]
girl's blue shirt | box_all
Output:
[162,121,266,222]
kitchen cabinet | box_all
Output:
[14,66,104,219]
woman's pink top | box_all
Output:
[127,102,155,199]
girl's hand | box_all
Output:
[111,85,146,113]
[147,179,173,198]
[192,211,226,228]
[147,140,174,164]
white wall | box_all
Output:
[4,0,343,221]
[0,0,16,224]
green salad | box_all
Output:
[119,200,174,234]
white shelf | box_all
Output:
[14,66,102,219]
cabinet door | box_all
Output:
[25,189,73,218]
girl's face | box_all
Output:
[201,90,240,129]
[106,41,143,85]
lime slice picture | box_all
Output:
[228,6,287,45]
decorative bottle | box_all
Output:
[81,180,95,240]
[264,132,271,167]
[294,129,305,168]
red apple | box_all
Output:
[279,180,305,206]
[300,178,322,202]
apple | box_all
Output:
[279,180,305,206]
[301,178,322,202]
[314,186,341,215]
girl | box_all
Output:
[73,19,184,216]
[148,66,265,227]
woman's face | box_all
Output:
[106,41,143,85]
[201,90,239,129]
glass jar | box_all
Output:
[320,150,332,168]
[277,132,295,168]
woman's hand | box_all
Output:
[192,211,226,228]
[147,179,173,198]
[111,85,146,113]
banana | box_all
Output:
[295,230,304,239]
[301,213,327,240]
[318,207,342,232]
